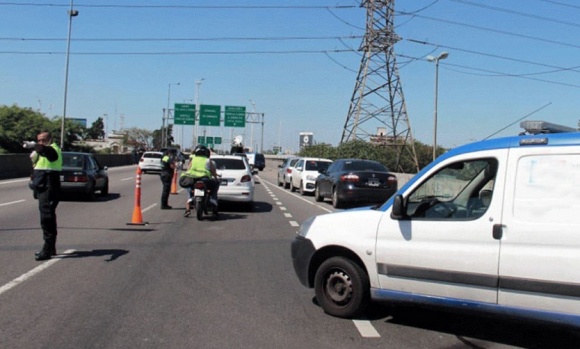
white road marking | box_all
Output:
[121,177,134,181]
[142,204,157,212]
[0,249,76,297]
[284,213,292,218]
[280,207,287,211]
[353,320,381,338]
[0,178,28,185]
[0,199,26,207]
[289,221,299,227]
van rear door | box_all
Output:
[498,146,580,316]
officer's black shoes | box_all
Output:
[35,251,52,261]
[35,248,57,261]
[161,205,173,210]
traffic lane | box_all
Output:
[0,176,387,348]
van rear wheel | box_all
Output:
[314,256,369,318]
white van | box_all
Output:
[291,131,580,327]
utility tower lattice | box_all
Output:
[341,0,419,172]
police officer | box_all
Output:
[31,131,62,261]
[160,149,175,209]
[183,145,219,216]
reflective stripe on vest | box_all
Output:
[34,143,62,171]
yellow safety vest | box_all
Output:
[187,156,210,178]
[34,143,62,171]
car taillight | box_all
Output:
[387,175,397,183]
[64,174,88,182]
[286,169,292,174]
[241,175,252,183]
[139,158,144,162]
[340,174,359,182]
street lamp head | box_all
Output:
[438,51,449,60]
[427,51,449,62]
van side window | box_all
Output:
[406,158,498,220]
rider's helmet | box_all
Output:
[194,144,210,158]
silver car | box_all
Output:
[277,157,299,189]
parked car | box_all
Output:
[254,153,266,171]
[291,131,580,327]
[60,152,109,200]
[138,151,163,173]
[277,157,299,189]
[314,159,397,208]
[290,157,332,195]
[212,155,255,210]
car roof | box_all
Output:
[297,157,332,162]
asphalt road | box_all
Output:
[0,164,578,348]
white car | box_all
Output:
[212,155,255,210]
[290,157,332,195]
[138,151,163,173]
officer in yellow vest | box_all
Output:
[183,145,219,217]
[160,149,175,209]
[30,131,62,261]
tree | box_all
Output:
[87,117,105,140]
[0,105,52,154]
[125,127,153,150]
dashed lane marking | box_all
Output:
[353,319,381,338]
[0,199,26,207]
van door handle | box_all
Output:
[492,224,503,240]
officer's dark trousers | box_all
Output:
[160,173,172,206]
[37,188,59,251]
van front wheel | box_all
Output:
[314,256,369,318]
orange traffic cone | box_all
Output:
[127,167,147,225]
[171,167,178,194]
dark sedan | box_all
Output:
[60,152,109,200]
[314,159,397,208]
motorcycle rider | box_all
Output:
[184,145,220,217]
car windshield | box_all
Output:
[343,161,387,172]
[305,161,331,171]
[62,154,84,169]
[213,159,246,170]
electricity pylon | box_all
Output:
[341,0,419,172]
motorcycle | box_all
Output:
[192,178,219,220]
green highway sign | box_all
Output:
[198,136,205,144]
[174,103,196,125]
[214,137,222,145]
[199,104,221,126]
[224,106,246,127]
[206,136,214,145]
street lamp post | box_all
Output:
[427,51,449,161]
[194,78,204,147]
[163,82,180,148]
[60,0,79,149]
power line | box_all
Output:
[0,49,355,55]
[0,2,357,9]
[0,35,363,42]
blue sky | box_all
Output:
[1,0,579,153]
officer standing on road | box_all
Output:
[29,131,62,261]
[160,149,175,209]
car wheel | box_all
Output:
[100,180,109,196]
[290,181,296,192]
[314,256,370,318]
[314,185,323,202]
[332,188,343,208]
[284,179,290,189]
[299,181,306,195]
[277,176,283,187]
[246,201,254,212]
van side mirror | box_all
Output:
[390,195,406,220]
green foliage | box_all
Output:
[0,105,52,153]
[87,117,105,140]
[298,140,446,173]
